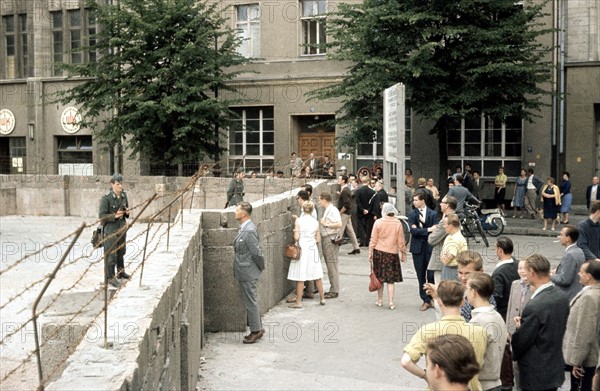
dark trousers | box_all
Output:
[357,214,374,246]
[565,365,595,391]
[104,234,126,279]
[412,249,433,303]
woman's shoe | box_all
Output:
[512,215,516,218]
[375,300,383,307]
[320,299,326,305]
[542,227,546,231]
[389,303,396,310]
[288,303,303,309]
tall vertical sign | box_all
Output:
[383,83,406,215]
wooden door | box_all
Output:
[299,132,335,163]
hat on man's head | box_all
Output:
[340,166,347,171]
[111,173,123,183]
[235,167,245,174]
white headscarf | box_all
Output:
[382,202,398,217]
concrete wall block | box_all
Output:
[0,187,16,216]
[201,228,237,246]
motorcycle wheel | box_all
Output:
[485,217,505,237]
[475,219,489,247]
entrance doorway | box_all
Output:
[294,115,336,164]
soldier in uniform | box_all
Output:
[99,173,130,288]
[226,168,245,207]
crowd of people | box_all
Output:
[227,161,600,390]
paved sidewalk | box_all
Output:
[197,235,570,390]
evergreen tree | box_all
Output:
[54,0,247,167]
[313,0,554,174]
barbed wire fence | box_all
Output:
[0,167,212,390]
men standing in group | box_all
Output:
[563,260,600,391]
[492,237,520,320]
[401,280,487,391]
[408,192,439,311]
[577,203,600,262]
[355,176,376,247]
[511,254,570,391]
[226,168,245,207]
[99,173,131,288]
[523,168,543,219]
[233,202,265,344]
[318,191,343,299]
[428,195,458,285]
[447,175,480,211]
[585,176,599,212]
[551,225,585,302]
[337,175,361,255]
[370,180,389,219]
[467,272,508,391]
[290,152,303,177]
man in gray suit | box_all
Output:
[233,202,265,344]
[551,226,585,302]
[563,260,600,391]
[512,254,570,391]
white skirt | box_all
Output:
[287,239,323,281]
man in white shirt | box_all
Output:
[318,191,342,299]
[467,272,508,391]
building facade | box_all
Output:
[1,0,598,204]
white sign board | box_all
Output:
[383,83,406,214]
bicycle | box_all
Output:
[460,203,489,247]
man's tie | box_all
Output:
[420,208,426,224]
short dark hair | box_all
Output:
[472,170,480,176]
[276,170,284,175]
[413,192,426,201]
[455,175,464,184]
[584,260,600,280]
[303,184,313,196]
[523,254,550,277]
[562,171,570,178]
[562,225,579,243]
[443,195,457,210]
[467,272,495,300]
[457,251,484,271]
[297,190,310,202]
[437,280,465,307]
[339,175,348,184]
[237,201,253,216]
[496,237,514,255]
[426,335,480,385]
[591,203,600,214]
[527,168,535,175]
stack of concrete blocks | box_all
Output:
[202,180,337,332]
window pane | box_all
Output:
[4,15,15,32]
[506,128,522,143]
[464,144,480,156]
[357,143,374,156]
[447,143,461,156]
[465,116,481,129]
[263,119,274,130]
[232,144,243,155]
[483,161,502,177]
[52,12,63,28]
[464,130,480,143]
[263,131,274,143]
[247,145,260,155]
[6,35,15,56]
[69,10,81,26]
[246,119,259,132]
[503,161,521,177]
[263,145,274,155]
[505,143,521,157]
[246,131,260,143]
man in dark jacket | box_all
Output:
[99,173,130,288]
[355,176,375,247]
[338,175,360,254]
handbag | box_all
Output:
[369,272,382,292]
[285,241,301,260]
[91,227,103,249]
[330,235,344,246]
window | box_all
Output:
[57,136,93,164]
[356,107,411,175]
[228,107,274,173]
[236,4,260,58]
[447,114,523,177]
[0,137,26,174]
[51,9,97,76]
[2,13,28,79]
[301,0,326,55]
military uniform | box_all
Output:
[226,178,244,207]
[99,188,129,280]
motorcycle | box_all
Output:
[479,207,506,237]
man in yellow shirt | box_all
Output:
[401,280,487,391]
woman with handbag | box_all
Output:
[369,203,406,309]
[287,201,326,308]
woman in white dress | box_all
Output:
[287,201,326,308]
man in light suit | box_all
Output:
[408,192,439,311]
[512,254,570,391]
[563,260,600,391]
[472,171,485,204]
[233,202,265,344]
[551,226,585,302]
